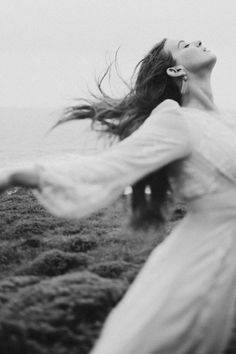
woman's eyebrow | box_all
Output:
[177,40,185,48]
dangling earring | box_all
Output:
[181,75,188,95]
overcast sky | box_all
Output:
[0,0,236,108]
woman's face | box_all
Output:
[164,39,217,73]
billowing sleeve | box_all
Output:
[221,110,236,132]
[32,100,192,219]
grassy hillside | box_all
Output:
[0,188,235,353]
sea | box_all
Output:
[0,106,111,170]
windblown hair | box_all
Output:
[53,38,182,229]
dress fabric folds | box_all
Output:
[32,100,236,353]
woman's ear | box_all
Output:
[166,65,186,79]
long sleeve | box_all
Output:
[220,110,236,132]
[32,100,192,219]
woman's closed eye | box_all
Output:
[184,44,190,48]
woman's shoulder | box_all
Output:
[220,109,236,123]
[151,99,180,115]
[148,99,185,128]
[142,100,190,141]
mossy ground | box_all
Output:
[0,188,235,353]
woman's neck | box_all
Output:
[181,73,219,113]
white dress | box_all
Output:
[32,100,236,354]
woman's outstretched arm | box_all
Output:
[0,100,191,219]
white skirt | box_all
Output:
[90,192,236,354]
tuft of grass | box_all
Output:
[21,237,42,248]
[0,246,21,267]
[0,272,126,354]
[16,249,90,277]
[43,235,98,253]
[89,260,132,279]
[65,235,98,253]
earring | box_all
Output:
[181,76,188,95]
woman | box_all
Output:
[1,38,236,353]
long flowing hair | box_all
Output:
[52,38,182,229]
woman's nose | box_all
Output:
[193,40,202,47]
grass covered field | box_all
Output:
[0,188,235,353]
